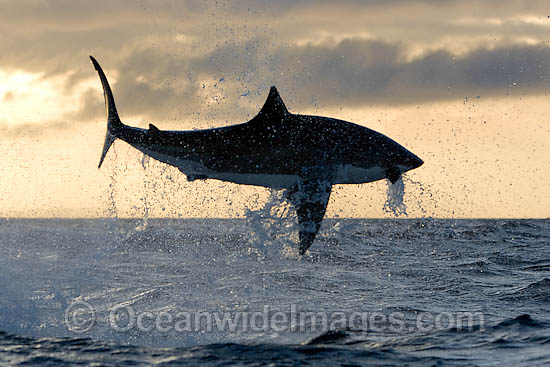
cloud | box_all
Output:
[2,0,550,74]
[0,120,69,137]
[3,91,14,102]
[77,38,550,126]
[1,0,550,127]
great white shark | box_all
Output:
[90,56,423,254]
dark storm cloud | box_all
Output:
[0,1,205,76]
[270,40,550,107]
[76,38,550,124]
[1,0,548,76]
[2,0,550,125]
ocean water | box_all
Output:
[0,216,549,366]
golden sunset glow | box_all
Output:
[1,0,549,218]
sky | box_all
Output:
[0,0,549,218]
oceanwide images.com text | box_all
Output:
[65,301,485,335]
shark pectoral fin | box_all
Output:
[285,179,332,255]
[187,174,208,182]
[177,168,208,182]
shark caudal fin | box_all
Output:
[89,56,124,168]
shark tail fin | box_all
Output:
[89,56,124,168]
[99,130,117,169]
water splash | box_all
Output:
[244,189,299,258]
[134,204,150,232]
[105,145,119,220]
[104,149,154,242]
[133,154,152,232]
[401,175,441,218]
[384,176,407,216]
[141,153,150,170]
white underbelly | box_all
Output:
[333,164,386,184]
[137,146,300,189]
[137,146,389,187]
[209,172,301,189]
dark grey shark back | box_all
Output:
[106,103,419,180]
[90,56,423,254]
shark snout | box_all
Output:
[405,153,424,170]
[386,152,423,183]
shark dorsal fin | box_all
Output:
[258,86,288,117]
[149,123,160,132]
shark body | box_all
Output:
[90,56,423,254]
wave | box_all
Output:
[491,314,542,330]
[503,278,550,302]
[0,330,468,367]
[449,259,503,276]
[302,328,368,346]
[523,263,550,271]
[1,314,548,366]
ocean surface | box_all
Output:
[0,216,549,366]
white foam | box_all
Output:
[245,189,299,258]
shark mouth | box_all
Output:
[385,166,402,184]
